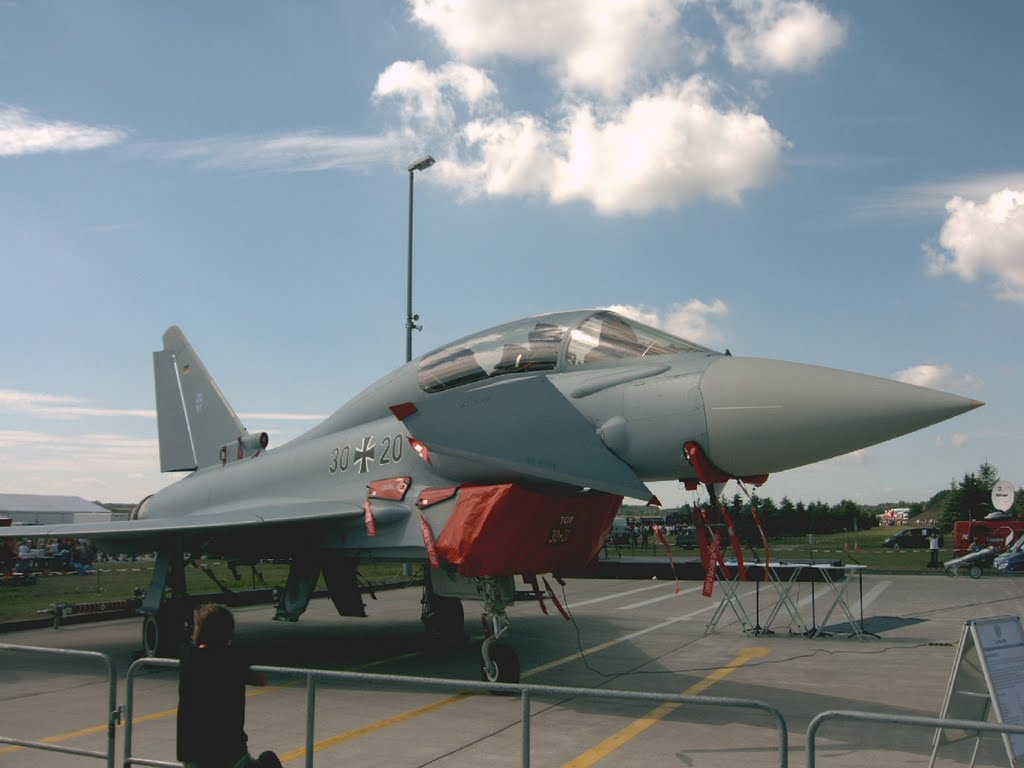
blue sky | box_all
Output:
[1,0,1020,509]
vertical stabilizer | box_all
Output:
[153,326,250,471]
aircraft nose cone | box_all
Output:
[699,356,983,476]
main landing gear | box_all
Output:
[142,598,193,658]
[138,541,197,658]
[421,581,467,645]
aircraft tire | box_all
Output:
[142,604,191,658]
[481,642,520,688]
[424,596,466,645]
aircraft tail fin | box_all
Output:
[153,326,259,471]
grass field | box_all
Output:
[0,559,414,624]
[0,527,953,624]
[604,525,947,571]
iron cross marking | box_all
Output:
[354,436,376,473]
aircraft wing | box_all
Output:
[0,499,364,542]
[398,375,657,503]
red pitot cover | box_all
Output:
[434,484,622,577]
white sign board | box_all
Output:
[932,616,1024,767]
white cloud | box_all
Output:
[892,364,983,395]
[410,0,699,97]
[164,0,842,217]
[927,188,1024,301]
[373,61,498,128]
[384,73,786,215]
[371,1,822,216]
[166,130,406,173]
[0,390,322,424]
[935,432,971,448]
[0,429,166,500]
[238,412,326,422]
[606,299,729,346]
[721,0,845,72]
[0,389,153,421]
[0,105,125,157]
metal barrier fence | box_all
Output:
[0,643,118,768]
[806,709,1024,767]
[9,641,1024,768]
[124,657,790,768]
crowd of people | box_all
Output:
[0,537,97,576]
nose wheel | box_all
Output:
[481,641,520,685]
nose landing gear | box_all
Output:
[478,576,520,685]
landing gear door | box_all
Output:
[429,566,482,600]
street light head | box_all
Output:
[408,155,436,172]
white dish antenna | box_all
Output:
[992,480,1016,512]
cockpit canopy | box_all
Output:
[417,309,717,393]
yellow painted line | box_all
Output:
[522,636,623,679]
[0,679,298,755]
[560,647,771,768]
[278,691,475,763]
[1,603,754,762]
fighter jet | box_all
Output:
[0,309,981,682]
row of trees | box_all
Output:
[625,461,1020,537]
[627,496,879,540]
[935,461,1024,530]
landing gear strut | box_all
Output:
[421,581,467,645]
[478,576,520,685]
[140,540,193,657]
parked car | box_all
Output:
[675,526,697,549]
[882,527,943,550]
[994,536,1024,572]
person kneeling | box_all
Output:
[176,604,278,768]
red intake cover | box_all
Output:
[434,484,622,577]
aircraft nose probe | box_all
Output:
[693,355,983,479]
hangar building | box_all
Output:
[0,494,120,526]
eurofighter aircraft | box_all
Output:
[1,310,982,682]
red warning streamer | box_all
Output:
[542,576,572,621]
[720,506,747,581]
[526,574,548,615]
[703,534,722,597]
[698,506,732,580]
[363,499,377,537]
[741,481,771,574]
[653,525,681,594]
[419,514,440,568]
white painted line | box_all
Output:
[861,580,892,609]
[617,585,705,609]
[564,581,673,609]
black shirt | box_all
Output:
[176,644,251,763]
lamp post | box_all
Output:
[406,154,435,362]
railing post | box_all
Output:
[521,689,531,768]
[305,672,316,768]
[105,653,118,768]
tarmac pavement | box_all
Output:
[2,571,1024,767]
